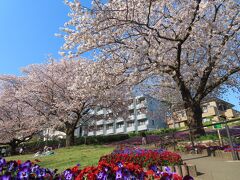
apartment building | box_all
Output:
[42,129,66,141]
[167,98,240,128]
[75,95,167,137]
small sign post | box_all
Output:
[213,121,223,146]
[213,124,222,129]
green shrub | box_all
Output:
[75,134,129,145]
[128,128,178,137]
[128,132,140,137]
[22,134,129,153]
[195,134,219,141]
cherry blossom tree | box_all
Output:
[0,77,45,155]
[21,59,129,147]
[60,0,240,136]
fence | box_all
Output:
[155,118,240,160]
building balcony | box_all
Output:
[105,119,114,124]
[128,103,146,110]
[129,115,134,120]
[137,113,147,120]
[127,126,135,132]
[116,118,124,123]
[202,106,217,117]
[128,104,134,110]
[225,109,236,118]
[96,109,105,115]
[106,129,114,134]
[138,125,148,131]
[96,120,104,125]
[136,103,146,109]
[96,130,104,136]
[167,118,187,125]
[88,131,94,136]
[116,127,124,133]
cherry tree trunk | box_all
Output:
[186,103,206,137]
[9,141,18,155]
[65,127,75,147]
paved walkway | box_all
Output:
[182,154,240,180]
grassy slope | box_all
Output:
[6,145,114,172]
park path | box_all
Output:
[182,154,240,180]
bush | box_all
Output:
[128,128,178,137]
[21,134,129,153]
[75,134,130,145]
[195,134,219,141]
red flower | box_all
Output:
[173,173,183,180]
[87,173,96,179]
[71,166,79,173]
[146,170,154,176]
[17,160,21,165]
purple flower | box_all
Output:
[31,164,40,173]
[36,168,46,178]
[104,167,109,172]
[164,166,172,174]
[0,174,11,180]
[0,172,12,180]
[0,158,6,167]
[17,170,29,179]
[139,172,145,180]
[150,165,158,172]
[116,169,122,179]
[97,171,107,180]
[116,162,123,168]
[7,161,17,171]
[63,169,73,180]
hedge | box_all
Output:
[22,134,130,153]
[128,128,178,137]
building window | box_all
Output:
[202,106,208,113]
[140,108,147,114]
[116,122,124,128]
[152,120,155,126]
[129,109,134,114]
[138,120,146,126]
[127,121,134,127]
[97,125,103,131]
[178,111,186,118]
[218,104,227,111]
[139,99,146,104]
[106,124,113,130]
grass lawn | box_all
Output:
[6,145,114,172]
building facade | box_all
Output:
[75,95,167,137]
[167,98,240,128]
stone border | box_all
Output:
[201,149,240,160]
[161,164,197,177]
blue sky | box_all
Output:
[0,0,239,110]
[0,0,92,75]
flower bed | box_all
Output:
[0,157,192,179]
[100,147,182,167]
[223,145,240,152]
[0,146,194,179]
